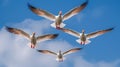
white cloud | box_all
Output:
[13,19,51,35]
[73,56,120,67]
[0,19,120,67]
[0,19,74,67]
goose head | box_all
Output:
[33,32,35,35]
[58,50,62,55]
[58,11,62,16]
[82,29,85,34]
[32,32,35,36]
[30,32,36,38]
[57,50,63,58]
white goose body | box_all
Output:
[6,26,58,48]
[51,13,65,29]
[29,33,37,48]
[76,30,91,45]
[28,0,88,29]
[61,28,114,45]
[56,51,64,62]
[37,48,82,62]
[79,30,87,44]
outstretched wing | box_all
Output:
[63,0,88,21]
[37,50,57,55]
[6,26,30,39]
[63,48,82,56]
[86,27,114,39]
[61,28,80,38]
[28,3,55,21]
[36,34,58,42]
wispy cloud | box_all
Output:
[0,19,119,67]
[73,56,120,67]
[0,19,74,67]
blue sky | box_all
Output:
[0,0,120,67]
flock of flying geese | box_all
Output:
[5,0,114,62]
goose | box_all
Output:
[6,26,58,48]
[37,48,82,62]
[28,0,88,30]
[61,27,114,45]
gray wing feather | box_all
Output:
[37,50,57,55]
[63,0,88,21]
[36,34,58,42]
[28,4,55,21]
[63,48,82,56]
[61,28,80,38]
[86,27,114,39]
[6,26,30,39]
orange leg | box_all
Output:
[31,44,35,48]
[31,45,32,48]
[56,25,61,30]
[80,42,82,44]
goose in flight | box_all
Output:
[37,48,82,62]
[28,0,88,29]
[6,26,58,48]
[61,27,114,45]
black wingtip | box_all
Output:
[73,48,83,50]
[54,34,59,37]
[76,48,81,50]
[27,3,36,9]
[82,0,89,6]
[27,3,31,7]
[80,48,83,50]
[77,48,83,50]
[37,49,41,52]
[5,26,12,31]
[108,27,114,31]
[49,34,59,39]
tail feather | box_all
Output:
[85,39,91,44]
[60,23,66,28]
[56,57,65,62]
[51,23,66,28]
[27,43,35,48]
[76,39,91,45]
